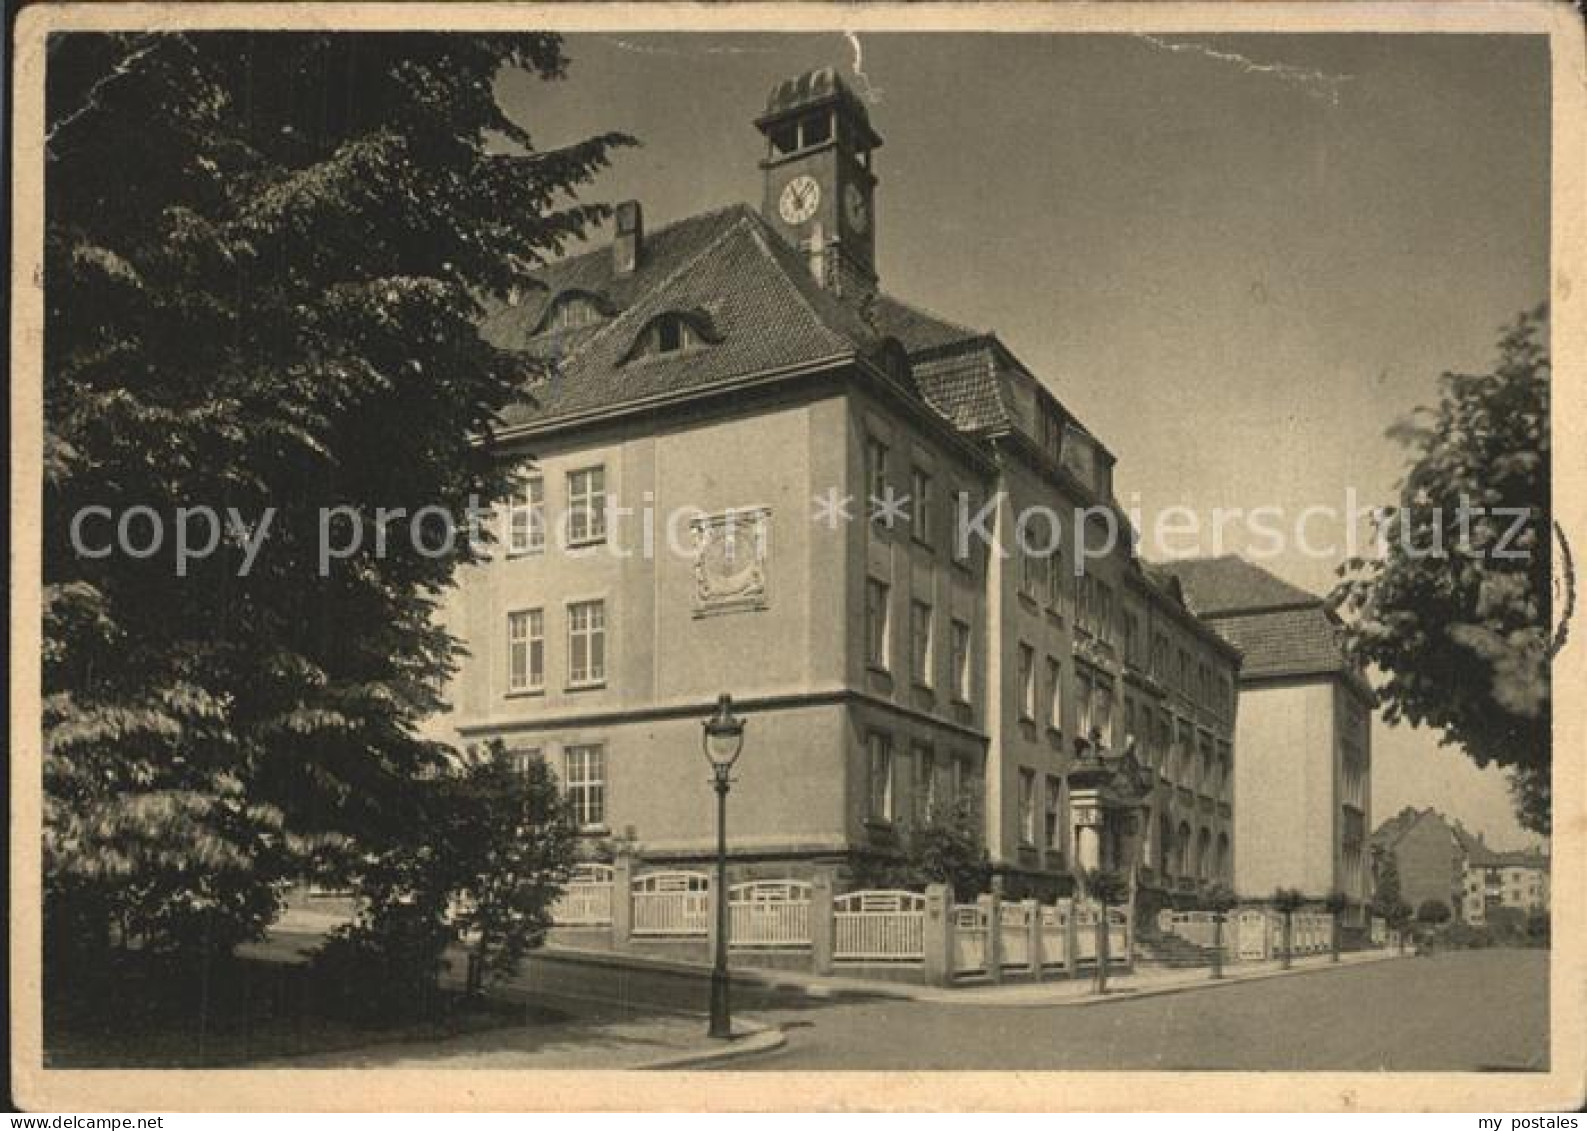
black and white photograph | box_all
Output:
[11,0,1584,1114]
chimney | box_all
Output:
[614,200,643,275]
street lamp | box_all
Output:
[701,692,745,1039]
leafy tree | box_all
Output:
[851,796,992,900]
[43,33,630,975]
[1369,845,1404,923]
[1202,882,1238,980]
[444,747,576,994]
[908,798,993,901]
[1272,887,1306,969]
[1334,306,1551,834]
[311,745,575,1019]
[1084,867,1130,994]
[1323,889,1350,963]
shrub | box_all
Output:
[1416,898,1452,925]
[311,897,456,1025]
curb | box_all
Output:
[918,951,1407,1008]
[636,1020,788,1070]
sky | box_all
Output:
[496,32,1550,850]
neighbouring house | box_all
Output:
[1370,806,1465,920]
[426,67,1240,905]
[1370,806,1548,926]
[1153,556,1374,925]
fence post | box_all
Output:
[923,883,953,987]
[612,852,634,949]
[1022,898,1041,979]
[981,892,1003,985]
[811,870,835,976]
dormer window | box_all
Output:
[621,310,720,364]
[532,290,611,336]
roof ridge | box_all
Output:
[738,211,871,355]
[532,202,752,280]
[878,293,984,342]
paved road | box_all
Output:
[733,949,1549,1071]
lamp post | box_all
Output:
[701,693,745,1039]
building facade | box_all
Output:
[430,69,1239,903]
[1156,557,1374,922]
[1375,807,1550,925]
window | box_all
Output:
[1096,582,1115,646]
[1075,669,1094,739]
[545,295,604,333]
[914,744,936,823]
[1020,546,1042,601]
[1017,643,1036,720]
[507,608,544,693]
[909,598,933,687]
[867,732,894,822]
[1047,548,1067,613]
[865,578,891,670]
[866,435,889,516]
[1018,768,1037,846]
[507,746,541,778]
[949,618,972,703]
[1093,674,1115,746]
[508,474,545,556]
[567,599,606,686]
[563,744,606,828]
[1044,776,1064,855]
[910,466,932,544]
[1076,572,1095,634]
[567,466,607,545]
[1046,657,1062,731]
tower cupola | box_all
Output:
[755,67,882,301]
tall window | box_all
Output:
[1093,674,1115,746]
[1018,768,1037,846]
[909,598,933,687]
[868,732,894,822]
[1096,582,1115,646]
[507,746,542,778]
[910,466,932,544]
[866,435,889,516]
[1046,656,1062,731]
[507,608,544,693]
[1044,775,1063,856]
[508,474,545,556]
[567,599,606,686]
[1020,546,1042,601]
[1047,548,1066,614]
[865,578,891,670]
[567,466,607,545]
[1017,643,1036,720]
[914,743,936,823]
[1075,669,1094,739]
[949,618,972,703]
[563,744,606,828]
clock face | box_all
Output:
[778,175,821,225]
[843,183,869,233]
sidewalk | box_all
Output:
[248,1009,783,1070]
[522,940,1406,1011]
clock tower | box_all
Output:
[756,67,882,301]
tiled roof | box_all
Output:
[1156,555,1323,617]
[871,295,982,354]
[1370,806,1435,852]
[1203,604,1351,680]
[911,343,1010,433]
[481,205,884,428]
[482,205,1005,429]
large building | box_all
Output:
[1373,807,1550,925]
[432,69,1240,903]
[1155,556,1374,922]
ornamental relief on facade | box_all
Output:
[691,507,771,616]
